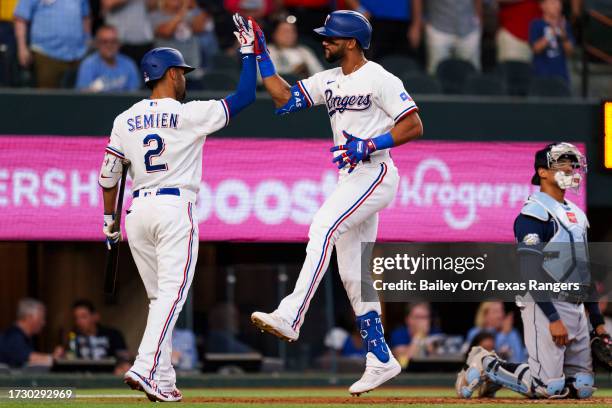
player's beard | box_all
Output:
[324,45,345,64]
[176,83,186,102]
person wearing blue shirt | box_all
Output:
[76,25,140,92]
[465,301,526,364]
[528,0,574,84]
[13,0,91,88]
[346,0,423,59]
[390,302,442,368]
[0,298,58,368]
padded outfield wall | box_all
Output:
[0,90,608,208]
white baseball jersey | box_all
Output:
[297,61,418,165]
[104,97,230,192]
[273,62,418,352]
[99,96,229,392]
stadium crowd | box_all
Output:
[0,0,609,96]
[2,298,609,374]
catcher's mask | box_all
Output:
[531,142,587,192]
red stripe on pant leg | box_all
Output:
[149,202,194,379]
[291,164,388,331]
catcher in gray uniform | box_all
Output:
[456,143,609,399]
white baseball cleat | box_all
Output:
[251,311,298,342]
[123,370,182,402]
[455,346,496,399]
[348,352,402,396]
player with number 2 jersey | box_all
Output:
[98,15,257,402]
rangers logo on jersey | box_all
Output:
[324,89,372,117]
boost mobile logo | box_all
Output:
[397,159,538,230]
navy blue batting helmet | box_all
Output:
[313,10,372,50]
[140,47,194,84]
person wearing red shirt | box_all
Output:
[497,0,542,62]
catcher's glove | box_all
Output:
[591,331,612,370]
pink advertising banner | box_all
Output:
[0,136,586,242]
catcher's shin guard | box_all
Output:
[567,373,596,399]
[483,356,532,396]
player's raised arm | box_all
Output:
[249,19,316,115]
[222,14,258,118]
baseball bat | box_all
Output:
[104,160,130,296]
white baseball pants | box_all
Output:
[275,159,400,334]
[125,190,198,390]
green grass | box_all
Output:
[1,387,610,407]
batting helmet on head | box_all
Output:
[140,47,194,84]
[313,10,372,50]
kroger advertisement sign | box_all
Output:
[0,136,585,242]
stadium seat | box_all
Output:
[401,73,443,95]
[463,74,506,95]
[528,76,571,97]
[198,71,239,91]
[435,58,477,94]
[379,55,421,77]
[498,61,532,96]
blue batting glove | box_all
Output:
[330,131,377,173]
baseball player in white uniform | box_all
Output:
[99,16,257,402]
[456,143,608,400]
[246,11,424,395]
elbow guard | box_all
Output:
[275,84,310,116]
[99,152,123,189]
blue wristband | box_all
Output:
[258,55,276,78]
[371,132,394,151]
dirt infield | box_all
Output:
[72,395,612,406]
[69,386,612,406]
[184,397,612,405]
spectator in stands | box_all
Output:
[0,298,61,368]
[0,0,18,85]
[497,0,542,63]
[529,0,574,84]
[267,16,323,79]
[13,0,91,88]
[172,328,198,370]
[194,2,218,68]
[150,0,207,72]
[224,0,277,21]
[205,303,255,353]
[465,301,525,363]
[324,324,367,359]
[64,299,130,375]
[467,331,496,354]
[390,302,442,368]
[102,0,156,65]
[424,0,482,74]
[76,25,140,92]
[346,0,423,60]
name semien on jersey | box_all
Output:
[127,113,179,132]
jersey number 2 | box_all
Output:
[143,134,168,173]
